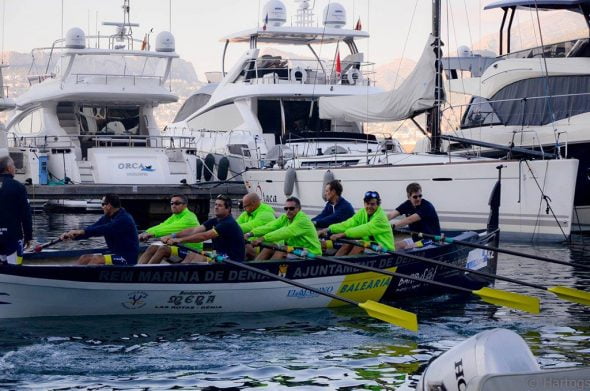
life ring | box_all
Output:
[346,68,363,85]
[290,66,308,83]
[321,170,335,201]
[284,167,297,196]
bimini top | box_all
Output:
[485,0,590,10]
[222,26,369,45]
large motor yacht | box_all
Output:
[6,2,198,186]
[440,0,590,230]
[166,0,398,181]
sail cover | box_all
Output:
[319,35,438,122]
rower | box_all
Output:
[237,193,276,259]
[59,194,139,265]
[312,180,354,228]
[163,194,245,263]
[321,191,394,256]
[137,195,201,265]
[249,196,321,260]
[387,182,441,249]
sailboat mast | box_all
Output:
[428,0,443,154]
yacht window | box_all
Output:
[187,103,242,131]
[78,105,142,135]
[324,145,349,155]
[462,97,502,128]
[13,109,43,134]
[174,94,212,122]
[228,144,251,157]
[489,75,590,126]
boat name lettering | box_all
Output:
[117,162,155,172]
[98,269,276,283]
[99,270,135,282]
[339,277,391,293]
[256,185,278,204]
[168,294,215,306]
[455,358,467,391]
[228,269,271,282]
[292,260,385,279]
[287,286,334,299]
[397,267,437,289]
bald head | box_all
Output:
[0,156,15,175]
[242,192,261,213]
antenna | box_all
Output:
[102,0,139,49]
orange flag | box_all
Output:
[355,18,362,31]
[335,51,341,75]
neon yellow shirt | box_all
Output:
[329,206,395,250]
[146,208,203,250]
[236,203,276,233]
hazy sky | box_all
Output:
[1,0,505,79]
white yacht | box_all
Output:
[6,3,198,186]
[439,0,590,230]
[166,0,394,181]
[242,0,580,241]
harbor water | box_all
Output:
[0,212,589,390]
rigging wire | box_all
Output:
[1,0,5,64]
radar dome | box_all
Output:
[262,0,287,27]
[156,31,175,52]
[323,3,346,29]
[65,27,86,49]
[457,45,473,57]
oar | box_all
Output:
[395,229,590,271]
[340,238,590,307]
[30,238,63,253]
[174,244,418,332]
[259,243,540,314]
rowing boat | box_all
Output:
[0,230,497,319]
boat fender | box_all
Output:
[203,153,216,181]
[284,167,297,196]
[346,68,363,85]
[196,159,204,181]
[322,170,335,201]
[290,66,307,83]
[217,157,230,181]
[417,328,540,391]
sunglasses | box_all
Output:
[170,201,185,206]
[284,206,298,211]
[412,194,423,200]
[364,191,380,199]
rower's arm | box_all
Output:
[387,210,401,220]
[393,213,421,229]
[174,225,206,238]
[177,229,218,243]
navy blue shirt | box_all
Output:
[312,196,355,228]
[204,215,245,262]
[79,208,139,264]
[396,199,441,237]
[0,173,33,255]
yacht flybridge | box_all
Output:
[440,0,590,230]
[166,0,396,180]
[7,2,198,185]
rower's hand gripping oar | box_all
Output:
[344,238,590,307]
[174,244,419,332]
[31,238,63,253]
[263,242,540,314]
[396,228,590,271]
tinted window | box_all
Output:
[174,94,211,122]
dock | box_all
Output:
[26,182,247,223]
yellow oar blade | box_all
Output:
[548,286,590,306]
[358,300,418,332]
[474,287,541,314]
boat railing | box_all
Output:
[1,86,8,98]
[241,58,376,86]
[70,73,165,87]
[9,134,197,150]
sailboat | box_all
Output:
[242,0,579,241]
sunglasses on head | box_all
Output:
[170,201,185,206]
[364,191,380,199]
[412,194,423,200]
[284,206,297,211]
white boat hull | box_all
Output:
[243,158,579,241]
